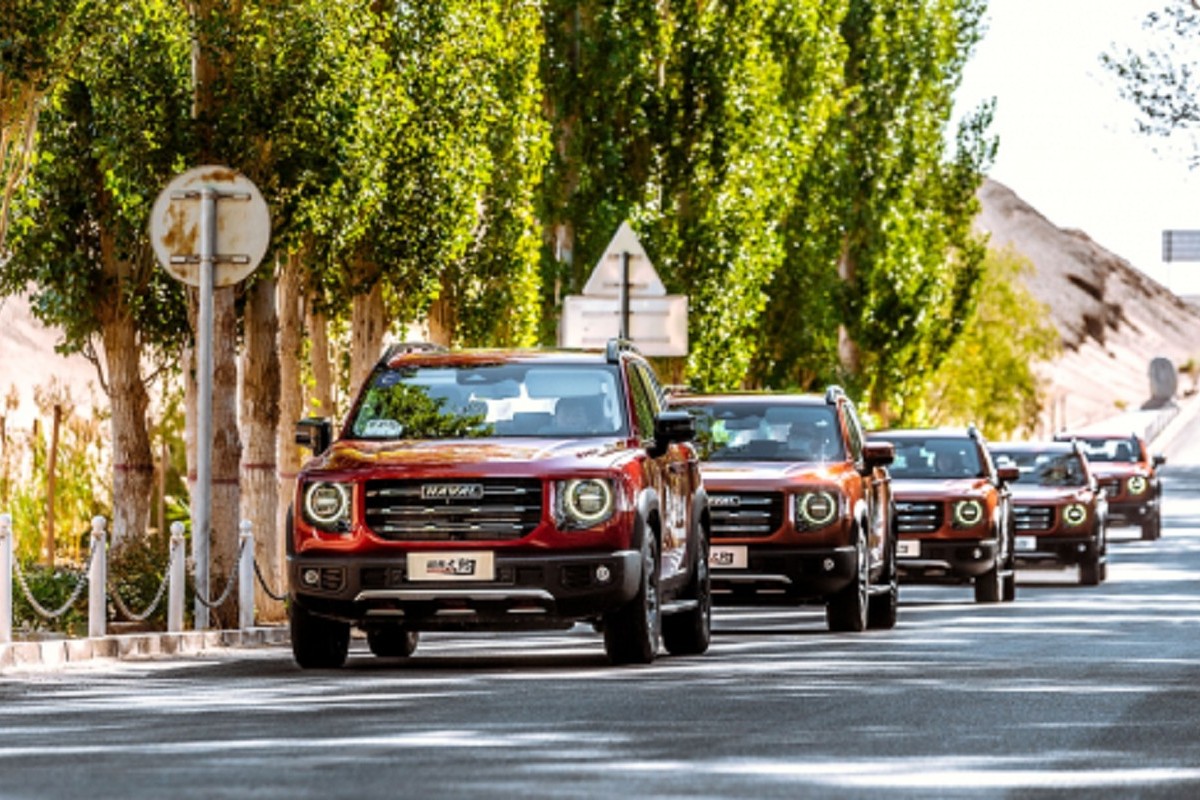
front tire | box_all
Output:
[662,533,712,656]
[867,533,898,630]
[290,601,350,669]
[827,533,869,632]
[974,559,1003,603]
[604,533,661,665]
[367,627,420,658]
[1141,512,1161,541]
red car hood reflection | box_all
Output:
[698,460,843,488]
[1007,485,1094,504]
[307,437,629,475]
[890,478,991,498]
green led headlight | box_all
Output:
[1127,476,1148,495]
[555,478,616,530]
[1063,503,1087,526]
[795,491,838,529]
[952,499,984,528]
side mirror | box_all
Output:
[862,441,894,471]
[1153,454,1166,467]
[295,417,334,455]
[996,465,1020,485]
[649,410,695,457]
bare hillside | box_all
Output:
[976,178,1200,433]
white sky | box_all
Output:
[954,0,1200,294]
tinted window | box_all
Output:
[683,401,844,463]
[1077,437,1139,463]
[627,364,658,439]
[887,437,982,479]
[992,450,1087,487]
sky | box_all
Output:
[954,0,1200,295]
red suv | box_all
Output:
[1055,431,1165,540]
[288,340,710,668]
[989,441,1108,585]
[868,427,1018,603]
[668,389,897,632]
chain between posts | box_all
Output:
[191,535,247,610]
[12,542,99,620]
[253,557,288,603]
[108,545,177,623]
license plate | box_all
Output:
[407,551,495,581]
[897,540,920,558]
[1015,536,1037,552]
[709,546,748,569]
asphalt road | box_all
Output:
[3,476,1200,799]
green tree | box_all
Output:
[754,0,994,417]
[918,247,1060,436]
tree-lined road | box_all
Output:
[4,471,1200,799]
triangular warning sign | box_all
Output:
[581,221,666,297]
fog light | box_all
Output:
[302,568,320,587]
[1078,543,1087,553]
[595,565,612,584]
[972,548,983,560]
[823,558,835,572]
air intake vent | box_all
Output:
[364,478,543,541]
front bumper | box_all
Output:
[289,550,641,631]
[897,538,999,581]
[709,544,857,602]
[1106,499,1157,527]
[1013,533,1100,567]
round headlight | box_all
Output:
[305,482,350,525]
[1063,503,1087,526]
[953,499,984,528]
[1127,476,1148,495]
[562,479,614,527]
[796,491,838,527]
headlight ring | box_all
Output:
[304,482,351,529]
[556,478,616,530]
[795,491,838,529]
[953,499,984,528]
[1127,476,1148,495]
[1063,503,1088,526]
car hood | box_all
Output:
[697,460,844,489]
[304,437,633,477]
[1088,462,1147,479]
[890,477,992,500]
[1007,485,1094,504]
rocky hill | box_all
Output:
[976,178,1200,435]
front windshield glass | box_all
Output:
[992,450,1086,487]
[887,437,982,479]
[683,402,844,462]
[348,363,626,439]
[1076,437,1138,463]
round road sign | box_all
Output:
[149,165,271,287]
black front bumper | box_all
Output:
[898,538,999,582]
[709,545,857,602]
[1106,499,1157,527]
[1014,534,1101,567]
[289,550,641,631]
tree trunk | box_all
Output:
[210,286,242,627]
[837,239,861,377]
[276,257,304,609]
[240,276,282,622]
[101,314,154,549]
[427,271,456,348]
[307,305,335,418]
[350,280,386,391]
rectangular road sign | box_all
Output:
[560,295,688,356]
[1162,230,1200,262]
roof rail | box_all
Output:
[379,341,448,365]
[823,385,846,405]
[606,338,641,364]
[967,423,982,441]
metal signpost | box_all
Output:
[150,166,270,629]
[561,221,689,356]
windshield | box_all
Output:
[887,437,982,479]
[347,363,626,440]
[683,402,844,462]
[992,450,1086,487]
[1075,437,1139,463]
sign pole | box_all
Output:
[620,251,631,340]
[194,186,215,631]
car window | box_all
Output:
[626,364,658,440]
[1077,437,1139,463]
[348,363,627,439]
[682,401,843,462]
[888,437,982,479]
[992,450,1087,487]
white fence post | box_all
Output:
[88,516,107,638]
[0,514,12,644]
[168,521,185,633]
[238,520,254,631]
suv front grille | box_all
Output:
[1098,478,1122,499]
[1013,504,1054,532]
[364,478,543,541]
[709,492,784,538]
[895,501,943,533]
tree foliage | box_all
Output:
[1102,2,1200,167]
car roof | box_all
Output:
[869,428,975,440]
[1055,430,1139,441]
[991,441,1075,454]
[383,347,616,369]
[669,392,827,407]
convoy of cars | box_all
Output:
[286,338,1171,668]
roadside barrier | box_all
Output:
[0,513,286,645]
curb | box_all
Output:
[0,626,289,672]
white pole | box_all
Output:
[168,521,185,633]
[194,186,216,630]
[238,520,254,631]
[0,514,12,644]
[88,516,107,639]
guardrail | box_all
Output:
[0,513,282,645]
